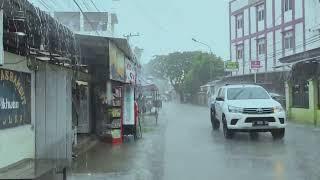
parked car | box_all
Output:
[210,84,286,139]
[269,92,286,108]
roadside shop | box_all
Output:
[279,47,320,126]
[76,34,136,144]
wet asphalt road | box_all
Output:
[70,102,320,180]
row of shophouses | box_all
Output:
[226,0,320,125]
[0,0,143,174]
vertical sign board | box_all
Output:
[136,65,142,85]
[0,69,31,129]
[109,42,125,82]
[123,85,134,125]
[125,58,136,84]
[0,10,3,66]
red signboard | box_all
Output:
[251,61,261,69]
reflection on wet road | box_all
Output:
[69,103,320,180]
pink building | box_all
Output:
[229,0,320,75]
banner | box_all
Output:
[0,69,31,129]
[123,85,134,125]
[54,12,81,31]
[109,42,125,82]
[225,61,239,72]
[125,58,136,84]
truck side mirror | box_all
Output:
[216,97,224,101]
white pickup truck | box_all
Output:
[210,84,286,139]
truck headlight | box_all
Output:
[273,106,284,113]
[228,106,243,113]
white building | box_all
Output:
[54,12,118,37]
[229,0,320,75]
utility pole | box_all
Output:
[123,33,140,40]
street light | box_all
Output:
[192,38,213,55]
[192,38,214,82]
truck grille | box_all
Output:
[243,108,273,114]
[245,117,276,123]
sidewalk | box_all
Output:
[69,112,167,180]
[73,134,99,158]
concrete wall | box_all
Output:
[0,52,35,168]
[290,108,314,124]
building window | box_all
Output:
[292,81,309,108]
[284,0,293,12]
[236,44,244,60]
[257,4,265,22]
[236,14,243,29]
[257,38,266,55]
[284,30,294,50]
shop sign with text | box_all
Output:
[0,69,31,129]
[225,61,239,72]
[251,61,261,69]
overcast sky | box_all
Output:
[30,0,230,63]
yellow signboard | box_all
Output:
[225,61,239,72]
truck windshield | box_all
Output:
[227,87,270,100]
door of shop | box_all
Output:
[77,85,91,134]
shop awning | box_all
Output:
[76,34,135,61]
[279,47,320,64]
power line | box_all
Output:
[73,0,100,36]
[131,0,169,33]
[265,35,320,60]
[238,34,320,65]
[47,0,64,11]
[236,33,320,62]
[90,0,100,12]
[37,0,50,11]
[265,34,320,60]
[81,0,91,12]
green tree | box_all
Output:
[184,53,224,95]
[145,51,224,99]
[146,51,201,94]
